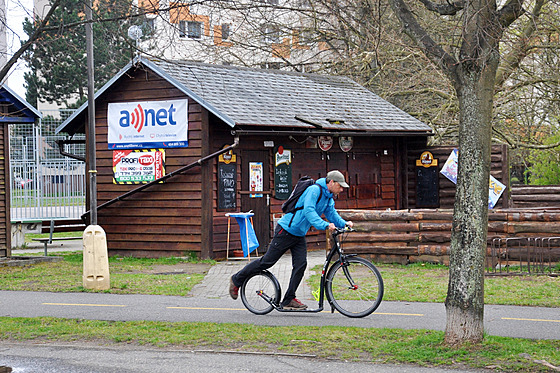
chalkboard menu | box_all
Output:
[218,147,237,211]
[218,163,237,210]
[415,151,439,208]
[274,146,292,200]
[416,166,439,207]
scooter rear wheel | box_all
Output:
[240,270,281,315]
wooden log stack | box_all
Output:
[510,185,560,208]
[337,209,560,265]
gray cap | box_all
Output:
[327,170,349,188]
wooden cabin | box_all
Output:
[0,85,42,257]
[56,57,432,258]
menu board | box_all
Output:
[218,162,237,210]
[218,147,237,211]
[416,166,439,207]
[274,146,292,200]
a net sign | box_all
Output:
[108,99,188,149]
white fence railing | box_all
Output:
[10,160,86,220]
[9,113,86,221]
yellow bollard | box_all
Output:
[82,225,110,290]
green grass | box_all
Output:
[0,318,558,372]
[1,253,212,295]
[4,253,559,306]
[310,262,560,308]
[25,231,83,243]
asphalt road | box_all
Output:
[0,342,485,373]
[0,290,558,340]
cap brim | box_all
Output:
[339,181,349,188]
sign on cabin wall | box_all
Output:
[338,136,353,152]
[249,162,263,198]
[218,148,237,211]
[415,151,439,207]
[274,146,292,200]
[318,136,333,151]
[107,99,188,149]
[113,149,165,184]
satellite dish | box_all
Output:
[127,25,143,40]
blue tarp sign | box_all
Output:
[228,213,259,257]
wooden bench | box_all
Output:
[32,219,86,255]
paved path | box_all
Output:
[189,250,326,301]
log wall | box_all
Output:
[406,144,509,209]
[338,209,560,265]
[509,185,560,208]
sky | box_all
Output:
[5,0,33,98]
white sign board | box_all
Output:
[108,99,188,149]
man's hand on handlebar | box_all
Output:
[328,223,336,231]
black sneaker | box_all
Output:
[229,277,239,300]
[283,298,307,310]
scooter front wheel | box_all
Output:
[240,270,281,315]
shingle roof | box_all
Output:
[151,59,431,133]
[56,57,431,135]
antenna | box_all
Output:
[127,25,143,58]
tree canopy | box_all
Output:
[22,0,136,107]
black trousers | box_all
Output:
[231,224,307,306]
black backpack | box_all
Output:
[281,176,323,226]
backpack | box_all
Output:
[281,176,323,227]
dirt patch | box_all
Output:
[122,263,212,275]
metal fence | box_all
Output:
[487,236,559,275]
[9,110,86,221]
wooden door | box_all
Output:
[327,151,350,208]
[241,150,271,253]
[347,152,383,209]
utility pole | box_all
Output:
[85,0,97,223]
[83,0,109,291]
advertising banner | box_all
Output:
[108,99,188,149]
[113,149,165,184]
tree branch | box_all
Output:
[388,0,458,82]
[492,127,560,149]
[416,0,465,15]
[0,0,62,84]
[498,0,526,28]
[495,0,545,88]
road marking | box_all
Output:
[376,312,424,317]
[168,306,247,311]
[167,307,423,316]
[43,303,127,308]
[503,317,560,323]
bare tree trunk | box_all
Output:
[444,65,497,345]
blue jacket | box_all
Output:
[278,178,347,237]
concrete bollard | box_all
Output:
[82,225,110,290]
